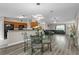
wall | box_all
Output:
[76,15,79,47]
[48,23,56,30]
[75,12,79,47]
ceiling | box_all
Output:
[0,3,79,23]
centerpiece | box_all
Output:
[33,25,43,36]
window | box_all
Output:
[56,25,65,31]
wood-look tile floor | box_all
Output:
[1,35,79,55]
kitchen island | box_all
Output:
[7,30,36,47]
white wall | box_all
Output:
[75,11,79,47]
[48,24,56,30]
[76,16,79,47]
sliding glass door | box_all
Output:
[56,25,65,31]
[55,24,66,34]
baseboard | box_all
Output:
[8,41,24,47]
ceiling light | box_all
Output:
[36,3,40,5]
[16,15,28,18]
[17,16,24,18]
[32,14,44,20]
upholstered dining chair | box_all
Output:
[30,35,43,55]
[42,32,52,52]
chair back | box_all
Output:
[30,35,42,44]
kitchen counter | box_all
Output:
[7,30,36,47]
